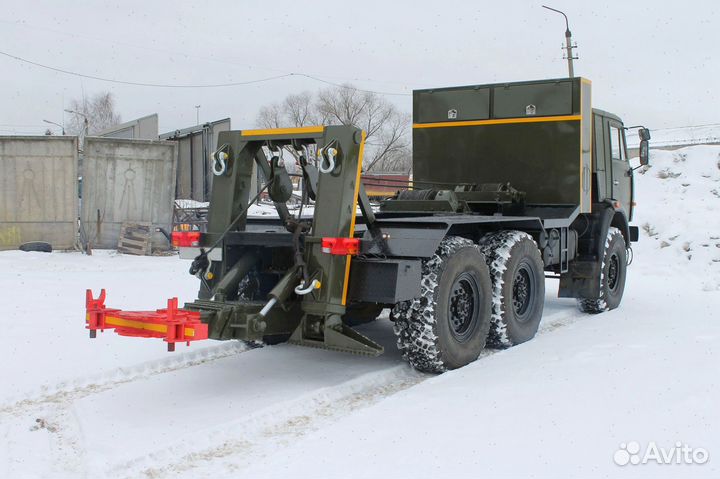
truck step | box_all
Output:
[288,324,383,357]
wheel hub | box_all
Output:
[608,253,620,291]
[512,263,535,321]
[449,273,480,342]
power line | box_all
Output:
[294,73,411,97]
[0,18,413,89]
[0,49,294,88]
[649,122,720,132]
[0,49,412,96]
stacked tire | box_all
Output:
[392,232,546,373]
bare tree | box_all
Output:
[362,109,411,172]
[255,84,411,173]
[257,91,324,129]
[368,143,412,173]
[285,92,320,127]
[256,102,284,129]
[67,91,122,135]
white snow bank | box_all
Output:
[633,145,720,291]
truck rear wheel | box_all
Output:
[577,226,627,313]
[478,231,545,348]
[392,236,492,373]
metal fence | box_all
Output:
[160,118,231,202]
[96,113,159,140]
[0,136,78,250]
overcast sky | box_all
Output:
[1,0,717,135]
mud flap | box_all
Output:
[558,260,601,298]
[560,205,614,299]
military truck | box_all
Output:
[85,77,650,373]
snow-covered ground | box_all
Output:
[1,146,718,478]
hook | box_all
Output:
[212,150,228,176]
[276,146,285,168]
[318,147,337,174]
[294,279,321,295]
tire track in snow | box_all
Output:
[1,294,581,418]
[0,342,251,478]
[2,401,91,477]
[3,301,586,478]
[536,302,586,334]
[106,365,428,479]
[0,342,250,415]
[107,304,587,478]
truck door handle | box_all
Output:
[613,180,619,185]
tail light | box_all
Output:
[172,231,201,248]
[321,237,360,255]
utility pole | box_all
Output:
[43,119,65,135]
[195,105,201,125]
[542,5,577,78]
[65,109,89,136]
[65,109,89,153]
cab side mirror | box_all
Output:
[639,140,650,166]
[638,127,651,141]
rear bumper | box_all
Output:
[178,247,222,260]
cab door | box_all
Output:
[607,120,633,218]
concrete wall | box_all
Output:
[81,137,177,248]
[0,136,78,250]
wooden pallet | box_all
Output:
[117,222,152,255]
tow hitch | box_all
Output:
[85,289,209,351]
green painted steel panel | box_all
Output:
[493,81,573,118]
[579,81,592,213]
[415,89,490,123]
[412,78,593,213]
[413,120,581,206]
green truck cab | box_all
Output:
[593,109,636,220]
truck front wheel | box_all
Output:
[478,231,545,348]
[392,236,493,373]
[578,226,627,313]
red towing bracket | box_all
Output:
[85,289,209,351]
